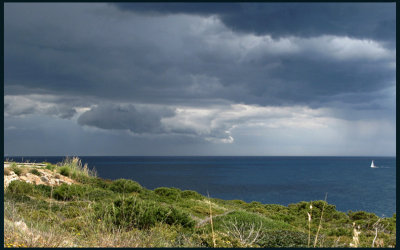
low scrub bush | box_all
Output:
[231,200,247,206]
[348,210,378,221]
[181,190,203,200]
[58,166,71,177]
[257,230,308,247]
[214,210,291,232]
[109,179,142,194]
[10,165,23,176]
[45,163,56,171]
[53,184,87,201]
[288,200,345,222]
[98,197,195,230]
[80,176,112,189]
[29,168,42,176]
[154,187,181,200]
[7,180,35,195]
[34,184,52,197]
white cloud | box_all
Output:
[161,104,330,143]
[300,35,394,61]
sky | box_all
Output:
[4,3,396,156]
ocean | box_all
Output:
[5,156,396,217]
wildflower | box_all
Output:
[310,204,313,209]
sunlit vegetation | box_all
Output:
[4,157,396,247]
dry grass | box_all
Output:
[208,193,216,247]
[4,168,11,176]
[313,194,327,247]
[349,222,361,247]
[307,202,313,247]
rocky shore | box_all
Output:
[4,162,76,189]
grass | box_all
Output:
[3,157,397,248]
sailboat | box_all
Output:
[370,160,377,168]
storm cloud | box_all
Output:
[4,3,396,156]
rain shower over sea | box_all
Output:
[7,156,396,217]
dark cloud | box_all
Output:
[77,104,175,134]
[112,3,395,45]
[3,3,395,155]
[4,95,77,119]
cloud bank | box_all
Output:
[4,3,396,156]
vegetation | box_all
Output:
[29,168,42,176]
[4,157,396,247]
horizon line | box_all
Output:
[3,155,396,158]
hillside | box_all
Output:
[3,157,396,248]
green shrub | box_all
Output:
[34,184,52,197]
[58,166,71,177]
[154,187,182,200]
[213,210,291,232]
[29,168,42,176]
[98,197,195,230]
[7,180,35,195]
[257,230,308,247]
[53,184,87,201]
[10,165,22,176]
[45,163,56,171]
[181,190,203,200]
[288,200,344,222]
[79,176,111,189]
[109,179,142,194]
[231,200,247,206]
[348,210,378,221]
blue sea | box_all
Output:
[5,156,396,217]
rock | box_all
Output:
[41,176,49,183]
[15,220,29,233]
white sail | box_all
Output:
[370,160,376,168]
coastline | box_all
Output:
[3,159,396,247]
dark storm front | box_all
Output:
[7,156,395,217]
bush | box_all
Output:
[10,165,22,176]
[58,166,71,177]
[288,200,344,222]
[7,180,35,195]
[29,168,42,176]
[348,210,378,221]
[79,176,111,189]
[53,184,87,201]
[257,230,308,247]
[45,163,56,171]
[231,200,247,206]
[181,190,203,200]
[99,197,195,230]
[154,187,181,200]
[109,179,142,194]
[34,184,52,197]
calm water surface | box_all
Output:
[6,156,396,216]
